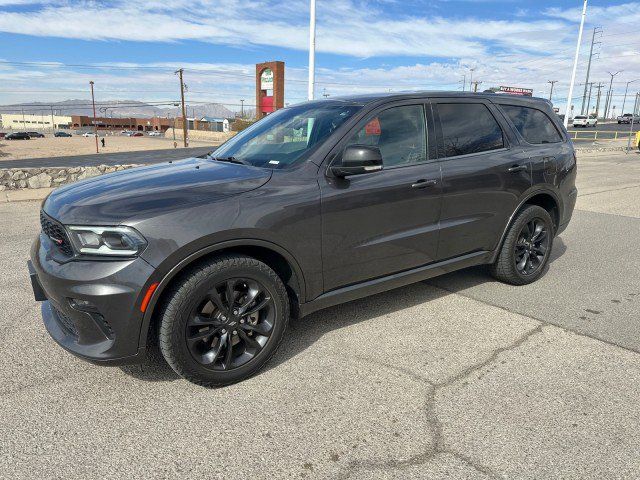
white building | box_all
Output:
[0,113,72,131]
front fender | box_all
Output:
[136,237,307,349]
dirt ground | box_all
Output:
[0,135,214,161]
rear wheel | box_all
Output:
[490,205,554,285]
[159,254,289,387]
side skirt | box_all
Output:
[298,250,491,318]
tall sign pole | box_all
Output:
[176,68,188,147]
[564,0,588,129]
[308,0,316,101]
[89,81,98,154]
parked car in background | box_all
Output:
[131,132,144,137]
[5,132,31,140]
[29,92,577,387]
[148,131,162,137]
[82,132,97,137]
[617,113,640,124]
[26,131,45,138]
[54,131,72,137]
[573,114,597,128]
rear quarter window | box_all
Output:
[501,105,563,145]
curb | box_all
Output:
[2,187,53,203]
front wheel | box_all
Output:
[159,255,290,387]
[490,205,554,286]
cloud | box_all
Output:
[2,0,640,115]
[0,0,570,58]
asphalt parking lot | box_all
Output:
[1,149,639,479]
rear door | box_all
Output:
[320,101,442,291]
[433,99,531,260]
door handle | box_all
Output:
[507,165,527,173]
[411,179,437,189]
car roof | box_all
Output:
[305,91,552,108]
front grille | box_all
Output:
[40,211,74,256]
[52,306,79,338]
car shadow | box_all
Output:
[119,237,567,384]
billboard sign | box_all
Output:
[499,86,533,96]
[260,68,274,90]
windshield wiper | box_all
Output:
[210,155,251,166]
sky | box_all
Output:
[0,0,639,115]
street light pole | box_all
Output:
[307,0,316,101]
[469,67,476,92]
[240,99,245,118]
[626,92,639,154]
[564,0,588,129]
[621,79,639,115]
[604,70,621,119]
[89,81,98,154]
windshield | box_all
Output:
[574,116,586,119]
[212,102,362,168]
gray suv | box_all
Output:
[29,92,577,386]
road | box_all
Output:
[0,145,215,168]
[0,150,639,479]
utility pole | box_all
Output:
[89,81,98,154]
[50,105,55,132]
[21,108,25,129]
[175,68,188,147]
[548,80,558,102]
[307,0,316,101]
[565,0,588,128]
[240,99,245,118]
[461,74,466,91]
[322,87,329,98]
[585,82,594,114]
[469,68,476,91]
[604,70,621,119]
[581,27,601,115]
[594,82,604,118]
[471,80,482,93]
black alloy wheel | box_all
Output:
[159,254,290,387]
[490,204,554,285]
[186,278,275,370]
[514,218,550,276]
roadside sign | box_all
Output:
[499,86,533,96]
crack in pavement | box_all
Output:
[577,183,640,197]
[343,324,545,479]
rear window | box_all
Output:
[574,116,586,119]
[437,103,504,157]
[501,105,563,145]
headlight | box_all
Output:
[67,226,147,257]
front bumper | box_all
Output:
[29,235,156,365]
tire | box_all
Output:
[490,205,554,286]
[158,254,290,387]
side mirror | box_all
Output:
[330,145,383,177]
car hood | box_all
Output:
[43,157,272,224]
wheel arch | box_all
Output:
[139,239,307,348]
[490,190,561,264]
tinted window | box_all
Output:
[502,105,562,144]
[438,103,504,157]
[344,105,427,167]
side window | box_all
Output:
[501,105,563,144]
[438,103,504,157]
[344,105,427,167]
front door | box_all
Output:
[320,102,442,291]
[434,100,532,260]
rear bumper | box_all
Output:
[29,235,156,365]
